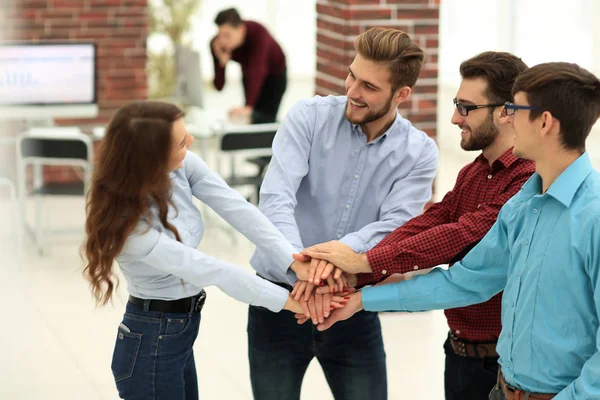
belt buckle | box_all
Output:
[194,291,207,313]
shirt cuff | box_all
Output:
[362,284,403,312]
[251,281,290,312]
[266,239,297,277]
[366,245,398,281]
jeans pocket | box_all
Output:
[164,316,190,336]
[111,325,142,383]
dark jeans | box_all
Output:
[247,304,387,400]
[247,70,287,124]
[111,300,202,400]
[444,337,499,400]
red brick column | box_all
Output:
[1,0,149,183]
[315,0,439,140]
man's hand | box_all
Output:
[301,241,371,274]
[282,295,306,316]
[211,37,231,67]
[289,260,311,282]
[316,292,363,331]
[228,106,253,118]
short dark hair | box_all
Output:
[214,8,242,27]
[459,51,528,104]
[354,28,424,90]
[513,62,600,151]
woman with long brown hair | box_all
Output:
[82,101,345,399]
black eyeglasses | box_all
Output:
[503,102,544,116]
[453,97,504,116]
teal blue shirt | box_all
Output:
[363,152,600,399]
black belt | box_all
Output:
[128,291,206,314]
[449,331,498,358]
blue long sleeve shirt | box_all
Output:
[250,95,439,284]
[363,152,600,399]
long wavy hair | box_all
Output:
[82,101,185,305]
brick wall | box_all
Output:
[315,0,439,140]
[1,0,149,183]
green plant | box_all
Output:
[147,0,201,99]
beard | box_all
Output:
[460,112,499,151]
[345,91,395,125]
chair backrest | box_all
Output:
[20,137,89,160]
[18,129,93,164]
[220,130,277,152]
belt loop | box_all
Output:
[143,299,151,312]
[496,370,501,389]
[189,295,195,314]
[524,393,530,400]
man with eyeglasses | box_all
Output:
[295,52,534,399]
[311,62,600,400]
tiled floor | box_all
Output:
[0,79,474,400]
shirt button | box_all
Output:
[524,239,529,246]
[413,265,419,270]
[346,204,350,209]
[337,234,342,239]
[505,362,510,367]
[516,271,521,277]
[381,270,387,275]
[456,330,461,335]
[354,174,359,179]
[533,208,538,214]
[487,174,493,179]
[477,204,481,209]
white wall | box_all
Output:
[148,0,317,83]
[438,0,600,163]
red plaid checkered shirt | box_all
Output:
[357,149,535,342]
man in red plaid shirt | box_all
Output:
[298,52,535,399]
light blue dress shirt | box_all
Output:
[362,152,600,399]
[251,95,439,284]
[117,150,297,312]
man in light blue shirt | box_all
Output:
[316,63,600,400]
[248,28,439,400]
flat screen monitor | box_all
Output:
[174,45,204,109]
[0,42,98,120]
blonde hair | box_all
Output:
[354,27,424,89]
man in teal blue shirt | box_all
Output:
[312,62,600,399]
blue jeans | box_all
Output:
[247,305,387,400]
[111,300,202,399]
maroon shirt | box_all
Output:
[357,149,535,342]
[212,20,286,107]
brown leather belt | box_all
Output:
[449,332,498,358]
[500,372,556,400]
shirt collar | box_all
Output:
[521,152,593,207]
[475,147,520,171]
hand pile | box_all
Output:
[287,241,365,331]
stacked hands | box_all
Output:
[284,241,406,331]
